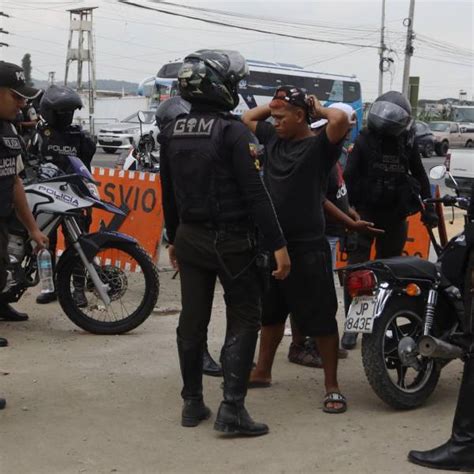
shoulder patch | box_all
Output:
[1,136,21,150]
[173,117,216,137]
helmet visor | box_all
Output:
[369,100,413,135]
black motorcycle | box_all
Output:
[339,165,473,409]
[5,155,160,335]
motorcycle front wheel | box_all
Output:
[56,241,159,334]
[361,295,441,410]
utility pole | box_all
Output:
[378,0,386,97]
[402,0,416,97]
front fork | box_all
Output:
[63,216,111,307]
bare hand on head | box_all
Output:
[307,95,324,120]
[168,245,179,271]
[272,246,291,280]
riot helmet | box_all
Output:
[177,49,249,111]
[367,91,413,137]
[40,85,83,130]
[155,96,191,130]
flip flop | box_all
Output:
[323,392,347,414]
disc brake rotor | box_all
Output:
[87,265,128,301]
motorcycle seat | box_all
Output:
[372,256,439,281]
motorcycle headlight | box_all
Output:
[86,182,100,199]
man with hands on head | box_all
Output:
[242,86,351,414]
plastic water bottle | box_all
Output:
[37,249,54,294]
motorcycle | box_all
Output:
[339,165,473,409]
[6,155,159,335]
[118,111,160,173]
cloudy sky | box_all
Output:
[1,0,472,101]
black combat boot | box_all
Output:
[0,336,7,347]
[408,357,474,471]
[177,333,211,428]
[0,397,5,410]
[0,303,28,321]
[214,332,269,437]
[203,344,223,377]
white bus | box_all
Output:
[139,59,363,135]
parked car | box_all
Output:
[428,121,474,156]
[445,148,474,197]
[97,111,158,154]
[415,120,435,157]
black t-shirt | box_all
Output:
[160,115,286,251]
[256,121,342,249]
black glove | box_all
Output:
[422,204,439,228]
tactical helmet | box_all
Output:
[40,85,83,130]
[155,96,191,130]
[367,91,413,137]
[177,50,248,111]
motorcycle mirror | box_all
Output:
[429,165,447,180]
[137,111,146,124]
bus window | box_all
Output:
[343,81,361,103]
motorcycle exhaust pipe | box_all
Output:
[418,336,464,360]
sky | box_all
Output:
[0,0,472,101]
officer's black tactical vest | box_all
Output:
[164,114,248,225]
[38,125,95,171]
[363,130,421,216]
[0,121,21,218]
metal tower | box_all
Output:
[64,7,97,92]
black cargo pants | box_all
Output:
[174,223,262,344]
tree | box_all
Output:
[21,53,33,87]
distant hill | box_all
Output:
[32,78,140,94]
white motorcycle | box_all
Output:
[6,155,159,334]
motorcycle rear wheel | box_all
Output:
[361,295,441,410]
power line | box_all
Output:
[118,0,380,50]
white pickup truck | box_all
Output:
[446,148,474,196]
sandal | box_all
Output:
[323,392,347,414]
[288,342,323,368]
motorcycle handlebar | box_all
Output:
[424,195,466,207]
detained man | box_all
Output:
[242,86,350,413]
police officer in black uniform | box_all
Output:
[342,91,438,349]
[32,85,96,305]
[160,50,290,436]
[156,96,223,378]
[0,61,49,409]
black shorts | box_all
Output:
[262,244,338,337]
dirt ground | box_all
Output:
[0,237,469,474]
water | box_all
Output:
[37,249,55,293]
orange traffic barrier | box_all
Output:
[57,167,164,268]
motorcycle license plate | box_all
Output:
[345,296,377,333]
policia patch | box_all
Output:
[173,117,216,137]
